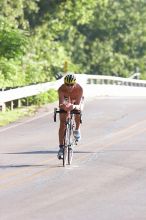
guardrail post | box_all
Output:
[0,103,6,112]
[10,101,14,110]
[18,99,21,108]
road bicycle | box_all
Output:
[54,108,82,167]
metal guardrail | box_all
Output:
[86,75,146,87]
[0,79,63,111]
[0,74,146,111]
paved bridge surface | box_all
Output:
[0,97,146,220]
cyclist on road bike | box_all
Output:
[57,73,84,158]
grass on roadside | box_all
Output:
[0,106,37,127]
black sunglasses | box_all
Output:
[65,83,74,87]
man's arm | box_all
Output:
[75,86,83,105]
[72,86,84,111]
[58,89,64,106]
[58,88,74,111]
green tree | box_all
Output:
[1,0,146,88]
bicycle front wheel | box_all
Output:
[63,126,70,167]
[63,146,68,167]
[68,147,73,165]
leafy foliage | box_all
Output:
[0,0,146,89]
[0,20,28,59]
[26,89,58,106]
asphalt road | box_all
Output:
[0,97,146,220]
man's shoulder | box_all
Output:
[58,84,66,92]
[76,83,83,90]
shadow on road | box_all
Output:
[3,150,57,154]
[0,150,95,169]
[0,164,45,169]
[3,150,93,155]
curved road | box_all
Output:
[0,97,146,220]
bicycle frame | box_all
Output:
[54,108,82,166]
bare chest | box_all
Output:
[63,91,78,102]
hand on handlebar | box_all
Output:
[59,103,81,111]
[59,103,74,111]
